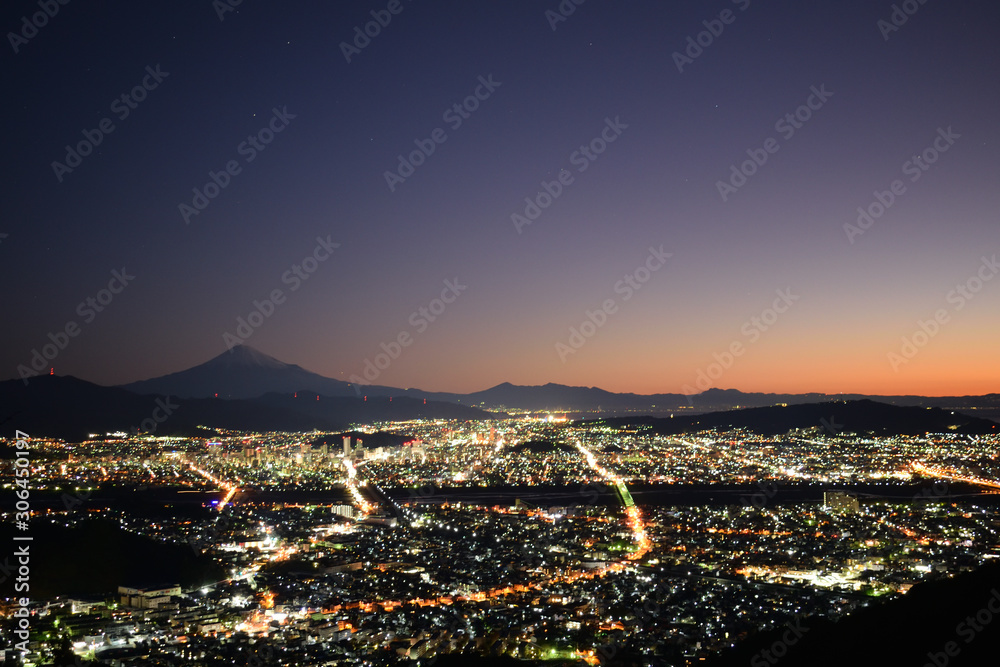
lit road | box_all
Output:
[913,461,1000,491]
[188,462,239,510]
[574,440,651,559]
[332,439,654,614]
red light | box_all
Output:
[50,368,54,375]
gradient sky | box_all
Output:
[3,0,999,396]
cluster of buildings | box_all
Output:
[2,420,1000,665]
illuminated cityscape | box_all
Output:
[4,416,1000,665]
[4,2,1000,664]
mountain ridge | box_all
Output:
[591,399,999,436]
[116,345,1000,416]
[1,374,497,442]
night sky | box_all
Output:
[3,0,999,396]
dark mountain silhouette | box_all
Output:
[0,519,223,598]
[509,439,576,454]
[462,381,638,410]
[707,560,1000,667]
[118,344,482,406]
[253,391,500,425]
[115,347,1000,417]
[593,399,998,436]
[121,344,360,400]
[0,375,342,441]
[0,375,496,442]
[447,382,1000,416]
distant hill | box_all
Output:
[0,375,343,441]
[707,560,1000,667]
[118,344,473,406]
[463,382,643,410]
[120,344,360,400]
[449,382,1000,416]
[0,519,224,598]
[114,346,1000,417]
[462,383,1000,416]
[0,375,496,442]
[509,439,576,454]
[253,391,498,426]
[592,400,999,436]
